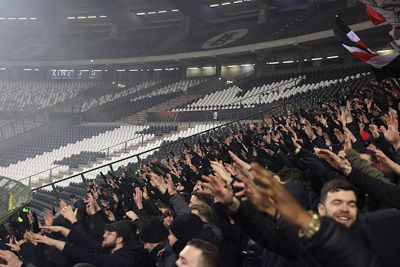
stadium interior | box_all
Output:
[0,0,399,266]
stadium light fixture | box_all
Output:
[116,69,126,72]
[7,18,16,20]
[23,68,32,71]
[18,18,27,20]
[137,12,146,16]
[0,18,5,20]
[158,10,167,14]
[202,66,215,69]
[99,15,107,18]
[282,60,294,64]
[327,55,339,59]
[221,2,232,6]
[147,11,156,15]
[227,65,238,68]
[77,16,86,19]
[67,17,76,20]
[266,61,279,65]
[34,69,39,71]
[233,0,244,3]
[129,69,139,72]
[188,67,199,70]
[30,18,37,20]
[210,4,220,7]
[0,68,6,70]
[171,9,179,12]
[87,16,97,19]
[153,68,163,71]
[311,57,323,61]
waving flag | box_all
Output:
[366,5,386,26]
[334,15,400,80]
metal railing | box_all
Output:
[28,88,320,192]
[19,78,311,189]
[19,129,173,188]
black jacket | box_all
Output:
[231,201,400,267]
[63,221,143,267]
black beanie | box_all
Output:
[140,219,169,243]
[170,213,203,241]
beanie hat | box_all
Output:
[169,213,203,241]
[140,219,169,243]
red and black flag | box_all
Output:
[366,5,386,26]
[333,15,400,80]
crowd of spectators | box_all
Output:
[0,76,400,267]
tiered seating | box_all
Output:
[136,125,178,136]
[175,77,301,111]
[175,70,371,111]
[0,125,155,184]
[131,79,206,102]
[54,151,106,169]
[95,79,207,120]
[81,80,161,112]
[0,80,98,112]
[54,123,220,186]
[0,125,118,167]
[0,121,43,141]
[109,93,180,120]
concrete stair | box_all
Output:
[122,94,202,124]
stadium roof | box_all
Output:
[0,0,392,62]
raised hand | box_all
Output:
[210,161,233,184]
[60,205,78,224]
[39,225,70,237]
[369,124,380,139]
[343,130,353,152]
[5,237,24,252]
[381,112,400,149]
[105,210,116,222]
[44,210,53,227]
[111,193,119,203]
[148,172,167,194]
[198,174,233,204]
[251,164,312,230]
[165,174,177,196]
[368,147,400,175]
[229,151,251,170]
[233,178,275,215]
[316,149,352,176]
[133,187,144,209]
[126,210,139,221]
[0,249,23,267]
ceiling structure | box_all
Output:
[0,0,391,62]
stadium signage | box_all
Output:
[49,69,103,80]
[202,28,248,49]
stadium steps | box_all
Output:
[122,94,202,124]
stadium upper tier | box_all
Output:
[0,80,99,113]
[173,69,370,112]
